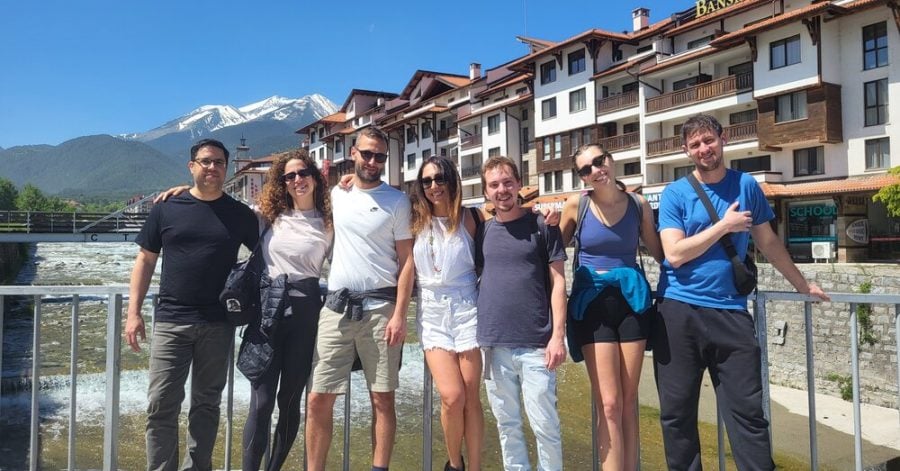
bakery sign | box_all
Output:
[696,0,742,17]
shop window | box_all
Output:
[770,35,801,69]
[731,155,771,173]
[865,137,890,170]
[776,91,807,122]
[863,22,888,70]
[864,79,888,126]
[793,146,824,176]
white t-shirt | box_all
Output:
[259,209,332,281]
[327,183,413,294]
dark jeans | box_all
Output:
[242,295,321,471]
[146,321,234,471]
[652,298,774,471]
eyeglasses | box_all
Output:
[282,169,314,182]
[193,158,227,168]
[420,174,447,188]
[576,156,608,177]
[357,149,388,164]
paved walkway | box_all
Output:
[638,353,900,469]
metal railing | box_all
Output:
[1,286,897,470]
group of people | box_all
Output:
[124,114,828,471]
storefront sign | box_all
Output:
[842,195,868,215]
[644,192,661,210]
[846,219,869,244]
[696,0,741,17]
[789,204,838,218]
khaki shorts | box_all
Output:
[308,303,402,394]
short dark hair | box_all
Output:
[191,139,230,161]
[480,155,521,189]
[357,126,389,147]
[681,114,724,142]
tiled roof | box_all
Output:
[440,74,472,88]
[506,29,635,71]
[760,174,900,197]
[456,93,533,122]
[592,53,656,80]
[321,112,346,123]
[476,74,530,98]
[711,2,847,47]
[640,45,723,74]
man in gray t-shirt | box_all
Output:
[476,156,567,470]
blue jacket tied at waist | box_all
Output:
[567,265,652,362]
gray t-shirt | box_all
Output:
[476,212,566,348]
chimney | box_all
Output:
[469,62,482,80]
[632,8,650,31]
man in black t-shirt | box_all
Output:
[125,139,258,471]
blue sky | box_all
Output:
[0,0,679,148]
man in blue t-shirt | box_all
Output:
[125,139,258,471]
[655,115,828,471]
[476,156,567,471]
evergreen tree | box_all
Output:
[15,184,73,211]
[0,178,18,210]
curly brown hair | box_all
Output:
[257,149,332,229]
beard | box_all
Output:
[694,154,722,173]
[355,163,381,184]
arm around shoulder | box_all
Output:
[637,195,663,263]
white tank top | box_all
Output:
[413,214,477,288]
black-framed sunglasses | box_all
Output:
[282,168,314,182]
[576,156,608,177]
[357,149,388,164]
[420,174,448,188]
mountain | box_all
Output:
[0,135,186,199]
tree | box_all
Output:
[15,184,73,212]
[0,178,18,210]
[873,166,900,217]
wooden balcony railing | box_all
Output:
[596,91,639,115]
[646,72,753,114]
[460,133,482,150]
[646,122,758,157]
[436,127,458,142]
[598,131,640,152]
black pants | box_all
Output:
[242,295,321,471]
[652,298,774,471]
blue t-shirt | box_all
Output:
[657,169,773,310]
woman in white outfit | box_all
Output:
[411,155,483,471]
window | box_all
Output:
[554,135,562,159]
[318,128,325,140]
[542,98,557,120]
[865,137,890,170]
[775,91,807,122]
[770,35,801,69]
[673,74,710,91]
[488,147,501,157]
[728,62,753,76]
[488,114,500,135]
[522,127,530,152]
[406,127,416,144]
[674,165,693,180]
[622,82,639,93]
[406,153,415,169]
[636,44,652,53]
[554,170,563,191]
[571,170,583,189]
[570,128,591,151]
[540,61,556,85]
[335,140,344,154]
[522,161,529,181]
[864,79,888,126]
[422,149,432,160]
[421,122,432,139]
[569,88,587,113]
[729,109,758,125]
[687,35,714,50]
[863,22,888,70]
[544,172,552,192]
[310,132,317,144]
[623,162,640,176]
[543,137,551,161]
[568,49,586,75]
[730,155,771,173]
[793,146,824,176]
[623,122,640,134]
[522,109,529,121]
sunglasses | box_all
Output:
[282,168,314,182]
[357,149,388,164]
[420,174,448,188]
[576,156,609,177]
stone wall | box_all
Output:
[564,249,900,407]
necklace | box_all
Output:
[427,218,443,273]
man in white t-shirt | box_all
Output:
[305,126,414,471]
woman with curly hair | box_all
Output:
[158,149,332,470]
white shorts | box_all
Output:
[417,284,478,352]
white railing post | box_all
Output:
[30,295,42,471]
[68,295,80,471]
[103,293,122,471]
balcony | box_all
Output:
[461,164,482,178]
[646,72,753,114]
[598,131,640,153]
[646,122,758,157]
[436,127,458,142]
[597,91,639,115]
[460,133,482,150]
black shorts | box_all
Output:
[570,286,653,345]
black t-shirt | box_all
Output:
[136,192,258,323]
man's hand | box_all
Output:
[806,282,830,302]
[544,336,567,370]
[153,185,191,203]
[384,315,407,346]
[124,314,146,352]
[720,201,752,233]
[536,206,560,226]
[338,174,354,191]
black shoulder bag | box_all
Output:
[686,173,757,296]
[219,224,272,326]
